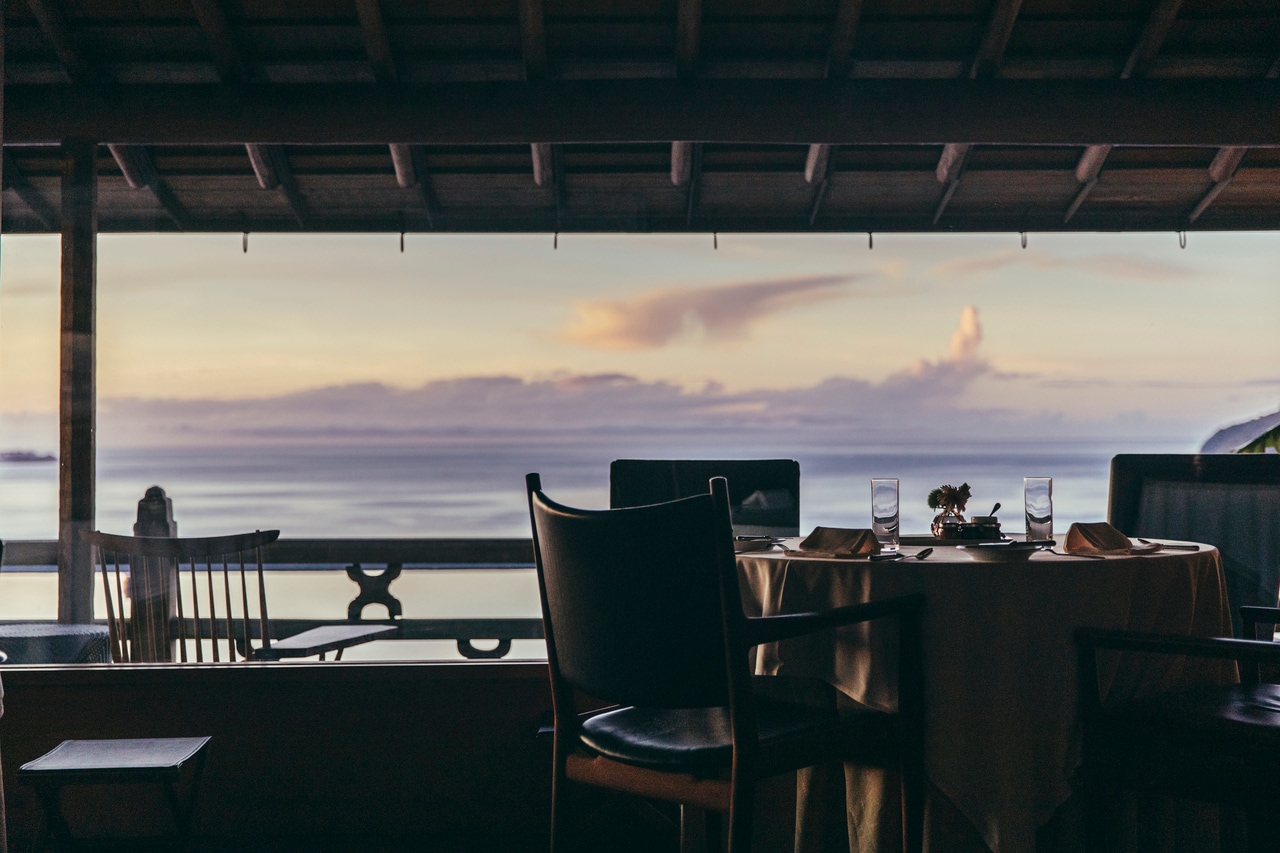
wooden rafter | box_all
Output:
[1067,0,1184,221]
[676,0,702,79]
[105,145,187,228]
[355,0,397,84]
[685,143,703,227]
[518,0,548,80]
[190,0,250,84]
[932,0,1023,222]
[26,0,90,85]
[245,144,307,226]
[2,150,58,230]
[826,0,865,80]
[1188,146,1247,224]
[671,141,693,186]
[388,144,437,229]
[1121,0,1184,80]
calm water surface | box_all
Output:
[0,435,1191,652]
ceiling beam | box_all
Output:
[518,0,548,80]
[355,0,397,84]
[388,143,437,228]
[2,150,58,229]
[190,0,249,84]
[933,0,1023,222]
[8,80,1280,147]
[676,0,701,79]
[826,0,865,80]
[26,0,91,85]
[1067,0,1184,222]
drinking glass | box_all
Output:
[871,478,900,552]
[1024,477,1053,541]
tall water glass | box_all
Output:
[1024,477,1053,541]
[871,478,900,552]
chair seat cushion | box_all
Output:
[579,676,887,772]
[1100,683,1280,757]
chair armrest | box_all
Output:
[744,594,924,648]
[1242,606,1280,640]
[1075,627,1280,664]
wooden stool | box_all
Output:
[20,737,210,852]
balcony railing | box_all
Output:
[0,538,545,660]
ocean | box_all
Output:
[0,435,1192,657]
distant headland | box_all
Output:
[0,451,57,463]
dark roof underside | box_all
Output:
[3,0,1279,234]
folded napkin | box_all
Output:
[787,527,882,559]
[1064,522,1134,556]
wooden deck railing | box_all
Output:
[0,538,546,659]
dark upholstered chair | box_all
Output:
[609,459,801,537]
[89,530,396,662]
[1109,454,1280,637]
[1076,627,1280,852]
[527,473,924,853]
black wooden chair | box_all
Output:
[609,459,801,537]
[1109,454,1280,637]
[1076,627,1280,852]
[88,530,396,663]
[527,473,924,853]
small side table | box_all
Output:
[20,736,211,852]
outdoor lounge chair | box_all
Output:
[88,529,396,662]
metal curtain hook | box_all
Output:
[1020,232,1027,249]
[242,231,248,253]
[554,231,558,250]
[400,231,405,253]
[713,232,718,250]
[868,232,873,250]
[1178,231,1187,249]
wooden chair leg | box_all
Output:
[726,779,754,853]
[900,754,925,853]
[550,760,569,853]
[705,808,723,853]
[1079,760,1120,853]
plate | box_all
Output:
[957,542,1042,563]
[734,538,781,554]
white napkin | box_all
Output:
[786,527,882,559]
[1064,522,1133,556]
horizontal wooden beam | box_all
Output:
[6,80,1280,147]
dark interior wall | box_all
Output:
[0,662,555,852]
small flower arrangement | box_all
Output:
[928,483,971,536]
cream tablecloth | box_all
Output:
[738,541,1231,853]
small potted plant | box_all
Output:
[928,483,971,538]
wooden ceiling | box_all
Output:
[2,0,1279,234]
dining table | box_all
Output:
[737,537,1233,853]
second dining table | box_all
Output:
[737,538,1232,853]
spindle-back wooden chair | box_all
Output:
[88,530,395,663]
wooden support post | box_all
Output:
[58,138,98,625]
[0,4,11,848]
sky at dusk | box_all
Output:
[1,230,1278,451]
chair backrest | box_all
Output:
[1109,454,1280,637]
[527,474,746,709]
[609,459,801,537]
[87,529,281,663]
